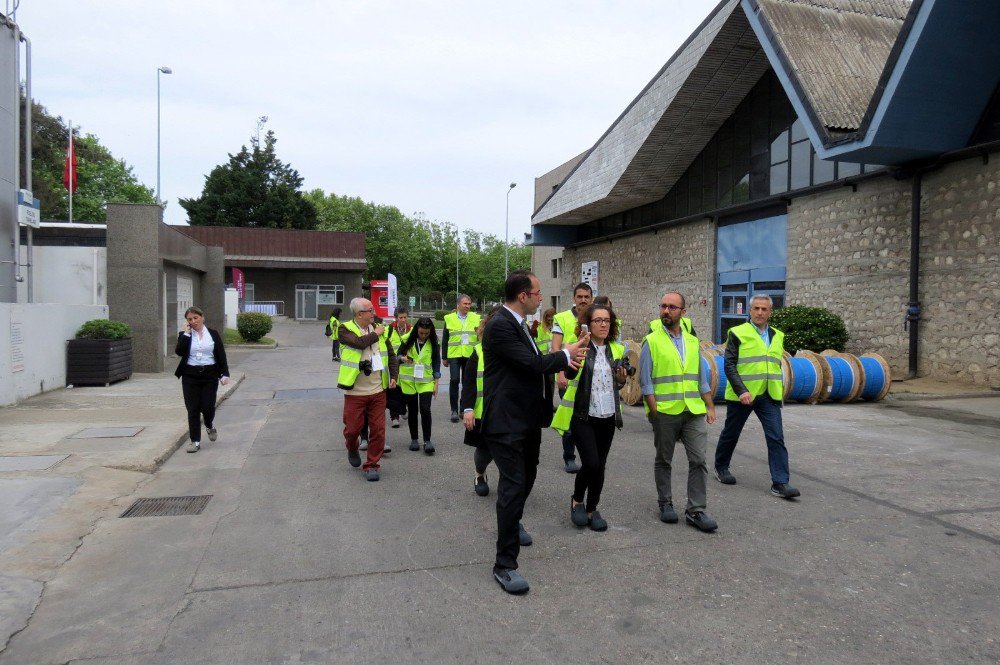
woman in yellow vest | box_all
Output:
[328,307,343,361]
[384,307,413,429]
[461,305,502,497]
[532,307,555,355]
[396,317,441,454]
[551,304,627,531]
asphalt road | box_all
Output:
[2,322,997,665]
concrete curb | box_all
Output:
[885,390,1000,402]
[104,372,247,474]
[228,341,278,349]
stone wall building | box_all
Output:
[532,0,1000,387]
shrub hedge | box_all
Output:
[75,319,132,340]
[237,312,273,343]
[769,304,848,354]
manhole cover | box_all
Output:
[120,495,212,518]
[0,455,68,471]
[272,388,339,400]
[71,426,145,439]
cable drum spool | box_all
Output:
[714,354,728,402]
[618,340,643,406]
[820,350,865,403]
[859,352,892,401]
[787,351,825,403]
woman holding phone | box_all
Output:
[174,306,230,453]
[395,317,441,454]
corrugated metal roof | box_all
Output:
[754,0,911,131]
[175,226,365,262]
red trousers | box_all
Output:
[343,392,386,471]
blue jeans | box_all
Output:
[714,397,790,484]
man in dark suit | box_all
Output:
[482,270,589,594]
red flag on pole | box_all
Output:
[63,129,78,193]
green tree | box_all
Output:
[181,128,317,229]
[22,100,156,222]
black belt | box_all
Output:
[186,363,217,373]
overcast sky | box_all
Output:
[14,0,720,238]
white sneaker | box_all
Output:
[359,438,369,451]
[207,427,218,442]
[384,440,392,453]
[186,441,200,453]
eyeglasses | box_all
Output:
[590,318,612,325]
[660,304,684,311]
[522,290,542,297]
[358,308,374,314]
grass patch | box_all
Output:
[224,328,274,345]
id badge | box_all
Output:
[371,353,384,372]
[413,364,425,379]
[195,351,204,360]
[461,333,469,345]
[599,391,615,415]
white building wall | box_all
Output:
[0,303,108,406]
[16,246,107,306]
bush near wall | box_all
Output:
[769,305,848,354]
[237,312,273,343]
[75,319,132,340]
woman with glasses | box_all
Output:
[396,317,441,454]
[551,304,627,531]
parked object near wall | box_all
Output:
[66,319,133,386]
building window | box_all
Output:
[551,258,559,279]
[317,285,344,305]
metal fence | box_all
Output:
[240,301,285,316]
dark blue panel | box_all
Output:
[716,215,787,273]
[528,224,578,246]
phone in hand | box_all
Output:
[580,324,589,334]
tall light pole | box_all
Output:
[156,66,172,204]
[504,182,517,279]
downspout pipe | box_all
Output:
[905,172,922,379]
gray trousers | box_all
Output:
[651,411,708,512]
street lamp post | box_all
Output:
[156,66,172,204]
[504,182,517,279]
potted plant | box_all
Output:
[67,319,134,386]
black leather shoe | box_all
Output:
[347,449,361,468]
[423,441,435,455]
[493,568,529,594]
[685,510,718,532]
[450,411,460,423]
[659,503,679,524]
[588,510,608,532]
[571,500,589,527]
[714,468,737,485]
[365,468,380,482]
[564,459,580,474]
[474,474,489,497]
[518,523,533,546]
[409,439,420,451]
[771,482,801,499]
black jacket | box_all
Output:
[564,342,626,429]
[175,328,229,379]
[481,306,568,437]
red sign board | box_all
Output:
[233,268,245,299]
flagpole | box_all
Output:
[67,119,73,223]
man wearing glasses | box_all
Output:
[337,297,399,482]
[640,291,718,532]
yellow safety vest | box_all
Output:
[327,316,340,341]
[553,309,580,345]
[337,320,390,390]
[723,322,784,401]
[473,344,485,419]
[645,326,705,416]
[444,312,480,359]
[536,325,553,355]
[384,324,411,351]
[551,342,624,434]
[648,317,692,336]
[398,338,435,395]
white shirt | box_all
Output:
[502,305,572,363]
[588,343,616,418]
[186,328,216,366]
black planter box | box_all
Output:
[66,338,134,386]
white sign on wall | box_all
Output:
[10,306,24,372]
[581,261,599,296]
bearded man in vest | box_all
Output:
[337,297,399,482]
[714,294,800,499]
[640,291,718,532]
[550,281,593,473]
[443,294,481,424]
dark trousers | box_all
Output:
[448,357,469,411]
[485,430,541,571]
[714,397,790,484]
[331,340,340,360]
[181,367,219,442]
[343,392,386,471]
[558,388,578,462]
[474,444,493,475]
[405,391,433,441]
[386,386,407,419]
[571,415,616,512]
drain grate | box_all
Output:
[120,495,212,518]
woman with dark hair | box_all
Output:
[175,306,230,453]
[328,306,343,361]
[396,317,441,454]
[461,305,503,495]
[551,303,626,530]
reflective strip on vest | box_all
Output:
[474,344,485,419]
[444,312,480,359]
[399,340,435,394]
[723,322,784,401]
[646,328,705,416]
[337,320,390,390]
